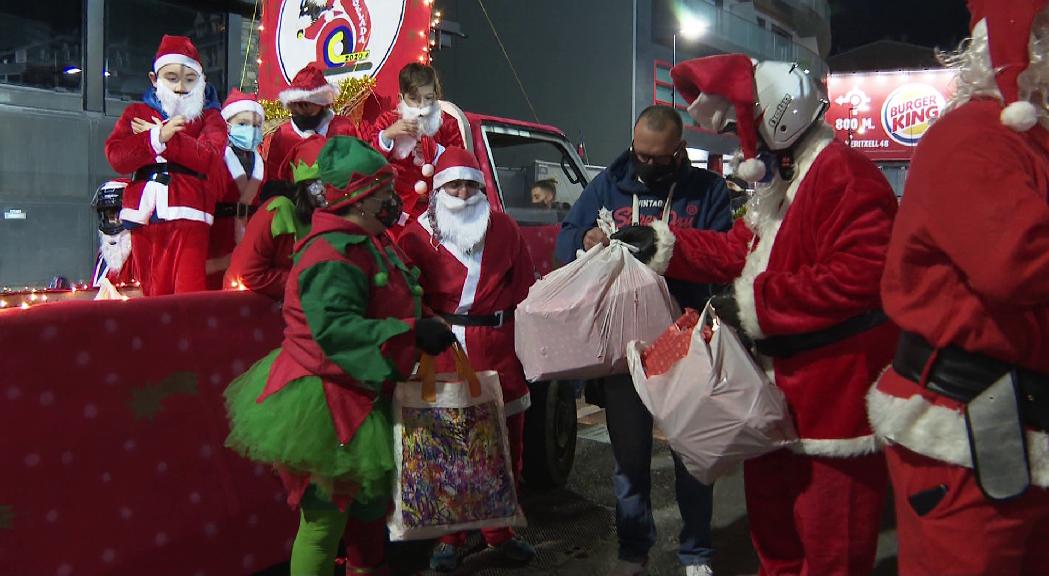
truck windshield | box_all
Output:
[481,125,588,227]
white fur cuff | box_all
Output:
[647,220,675,275]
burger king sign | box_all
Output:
[881,83,946,146]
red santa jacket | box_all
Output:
[366,110,465,219]
[869,98,1049,486]
[106,104,227,225]
[207,147,265,289]
[262,114,358,187]
[398,211,536,415]
[223,195,304,299]
[666,126,899,457]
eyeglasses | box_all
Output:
[630,143,684,166]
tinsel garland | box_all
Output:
[260,76,376,135]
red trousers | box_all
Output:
[744,449,888,576]
[439,412,526,547]
[886,444,1049,576]
[130,220,209,296]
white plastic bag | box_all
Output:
[389,346,525,541]
[515,240,679,382]
[627,303,798,484]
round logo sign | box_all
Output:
[275,0,407,85]
[880,83,946,146]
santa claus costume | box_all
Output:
[224,135,324,299]
[207,88,265,289]
[225,137,455,575]
[262,63,358,188]
[90,179,138,287]
[634,55,899,575]
[104,34,226,296]
[868,1,1049,574]
[397,147,537,571]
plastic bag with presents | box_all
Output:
[627,302,798,484]
[389,343,525,541]
[514,226,680,382]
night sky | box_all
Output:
[829,0,972,55]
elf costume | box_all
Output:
[225,137,427,574]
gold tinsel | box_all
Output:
[260,76,377,135]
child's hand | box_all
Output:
[160,116,187,143]
[131,117,163,134]
[385,118,418,140]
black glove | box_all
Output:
[610,225,657,264]
[415,317,457,355]
[709,292,743,334]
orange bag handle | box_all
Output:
[419,342,482,402]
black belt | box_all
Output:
[893,331,1049,431]
[754,309,889,358]
[132,162,207,183]
[213,202,258,218]
[441,310,509,328]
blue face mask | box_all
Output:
[229,124,263,151]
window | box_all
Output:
[0,5,83,92]
[482,125,588,227]
[105,0,228,102]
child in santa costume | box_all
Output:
[397,148,537,572]
[206,88,266,289]
[90,179,137,287]
[104,34,227,296]
[224,135,326,299]
[868,1,1049,573]
[366,63,465,233]
[614,55,899,575]
[224,136,456,575]
[262,62,358,188]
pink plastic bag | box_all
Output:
[627,302,798,484]
[514,241,679,382]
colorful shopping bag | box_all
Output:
[641,308,700,376]
[389,344,525,541]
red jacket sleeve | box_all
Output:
[365,112,397,159]
[162,109,228,174]
[105,106,158,174]
[225,208,294,299]
[666,219,753,285]
[437,111,465,149]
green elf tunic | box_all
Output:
[225,209,424,514]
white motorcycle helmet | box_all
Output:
[752,61,828,151]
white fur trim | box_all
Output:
[433,166,484,190]
[647,220,675,275]
[222,100,264,121]
[224,147,247,180]
[252,151,264,182]
[421,163,435,178]
[737,158,766,183]
[1001,100,1039,132]
[867,386,1049,488]
[503,393,532,417]
[154,54,202,75]
[789,435,880,457]
[149,125,167,155]
[733,125,836,340]
[278,84,336,106]
[377,130,395,152]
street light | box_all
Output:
[672,16,708,107]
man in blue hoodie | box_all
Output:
[556,105,731,576]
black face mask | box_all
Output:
[631,146,683,186]
[374,193,404,229]
[292,111,326,131]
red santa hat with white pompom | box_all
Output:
[153,35,203,75]
[221,88,264,121]
[432,147,485,191]
[279,63,337,107]
[968,0,1049,132]
[670,54,767,182]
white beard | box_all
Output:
[433,190,491,254]
[393,101,443,160]
[156,79,205,121]
[99,229,132,274]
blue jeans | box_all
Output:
[604,374,714,566]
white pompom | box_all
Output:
[1001,100,1039,132]
[736,157,767,183]
[421,163,435,178]
[414,180,428,195]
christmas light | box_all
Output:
[20,302,29,310]
[0,300,7,308]
[258,24,265,31]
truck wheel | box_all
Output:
[522,380,577,490]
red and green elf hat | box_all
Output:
[315,136,396,212]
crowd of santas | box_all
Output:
[93,34,464,297]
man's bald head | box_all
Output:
[635,105,684,140]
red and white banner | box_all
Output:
[825,69,956,162]
[257,0,432,103]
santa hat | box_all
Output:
[279,63,337,107]
[153,35,203,75]
[221,88,265,122]
[316,137,396,211]
[968,0,1049,132]
[285,135,327,183]
[671,54,767,182]
[432,147,485,191]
